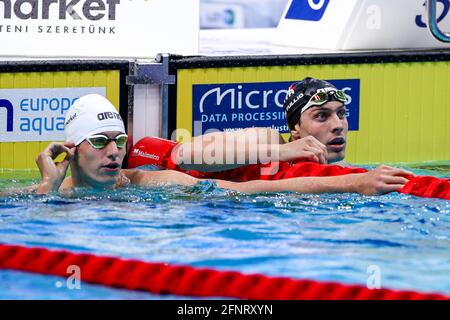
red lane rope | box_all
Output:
[175,162,450,200]
[178,162,450,200]
[1,244,448,300]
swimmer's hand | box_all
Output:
[353,165,414,196]
[280,136,328,164]
[35,142,75,194]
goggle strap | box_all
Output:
[301,90,346,114]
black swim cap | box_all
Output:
[283,77,338,130]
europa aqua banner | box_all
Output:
[0,87,105,142]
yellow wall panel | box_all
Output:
[176,61,450,165]
[0,144,14,168]
[0,70,121,170]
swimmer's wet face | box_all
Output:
[284,77,349,163]
[293,101,348,163]
[63,94,127,188]
[74,131,127,187]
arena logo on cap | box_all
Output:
[285,0,330,22]
[0,87,106,142]
[192,79,360,135]
[317,87,338,93]
[97,111,122,121]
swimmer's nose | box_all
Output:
[330,113,345,135]
[104,140,120,160]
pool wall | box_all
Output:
[172,51,450,165]
[1,50,450,170]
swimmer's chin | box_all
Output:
[100,167,121,176]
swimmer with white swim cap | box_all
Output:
[33,94,413,196]
[36,94,130,192]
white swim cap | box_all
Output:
[64,94,125,146]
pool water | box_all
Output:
[0,165,449,299]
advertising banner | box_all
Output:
[192,79,360,135]
[275,0,450,49]
[0,0,199,57]
[0,87,106,142]
[176,62,450,164]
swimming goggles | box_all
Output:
[86,134,128,149]
[301,90,347,114]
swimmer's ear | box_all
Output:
[63,142,76,161]
[290,126,302,141]
[67,147,78,164]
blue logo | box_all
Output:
[0,99,14,132]
[192,79,360,135]
[285,0,330,21]
[224,9,235,26]
[416,0,449,27]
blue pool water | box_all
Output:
[0,166,449,299]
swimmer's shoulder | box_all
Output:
[59,177,74,191]
[1,184,38,196]
[122,168,159,186]
[2,178,72,196]
[122,169,141,183]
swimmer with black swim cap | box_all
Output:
[283,77,349,163]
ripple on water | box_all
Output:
[1,169,450,297]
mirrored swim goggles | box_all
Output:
[301,90,348,114]
[85,134,128,149]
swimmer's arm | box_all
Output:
[176,128,285,172]
[127,169,357,193]
[0,184,39,197]
[217,175,359,194]
[126,166,411,196]
[219,166,412,195]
